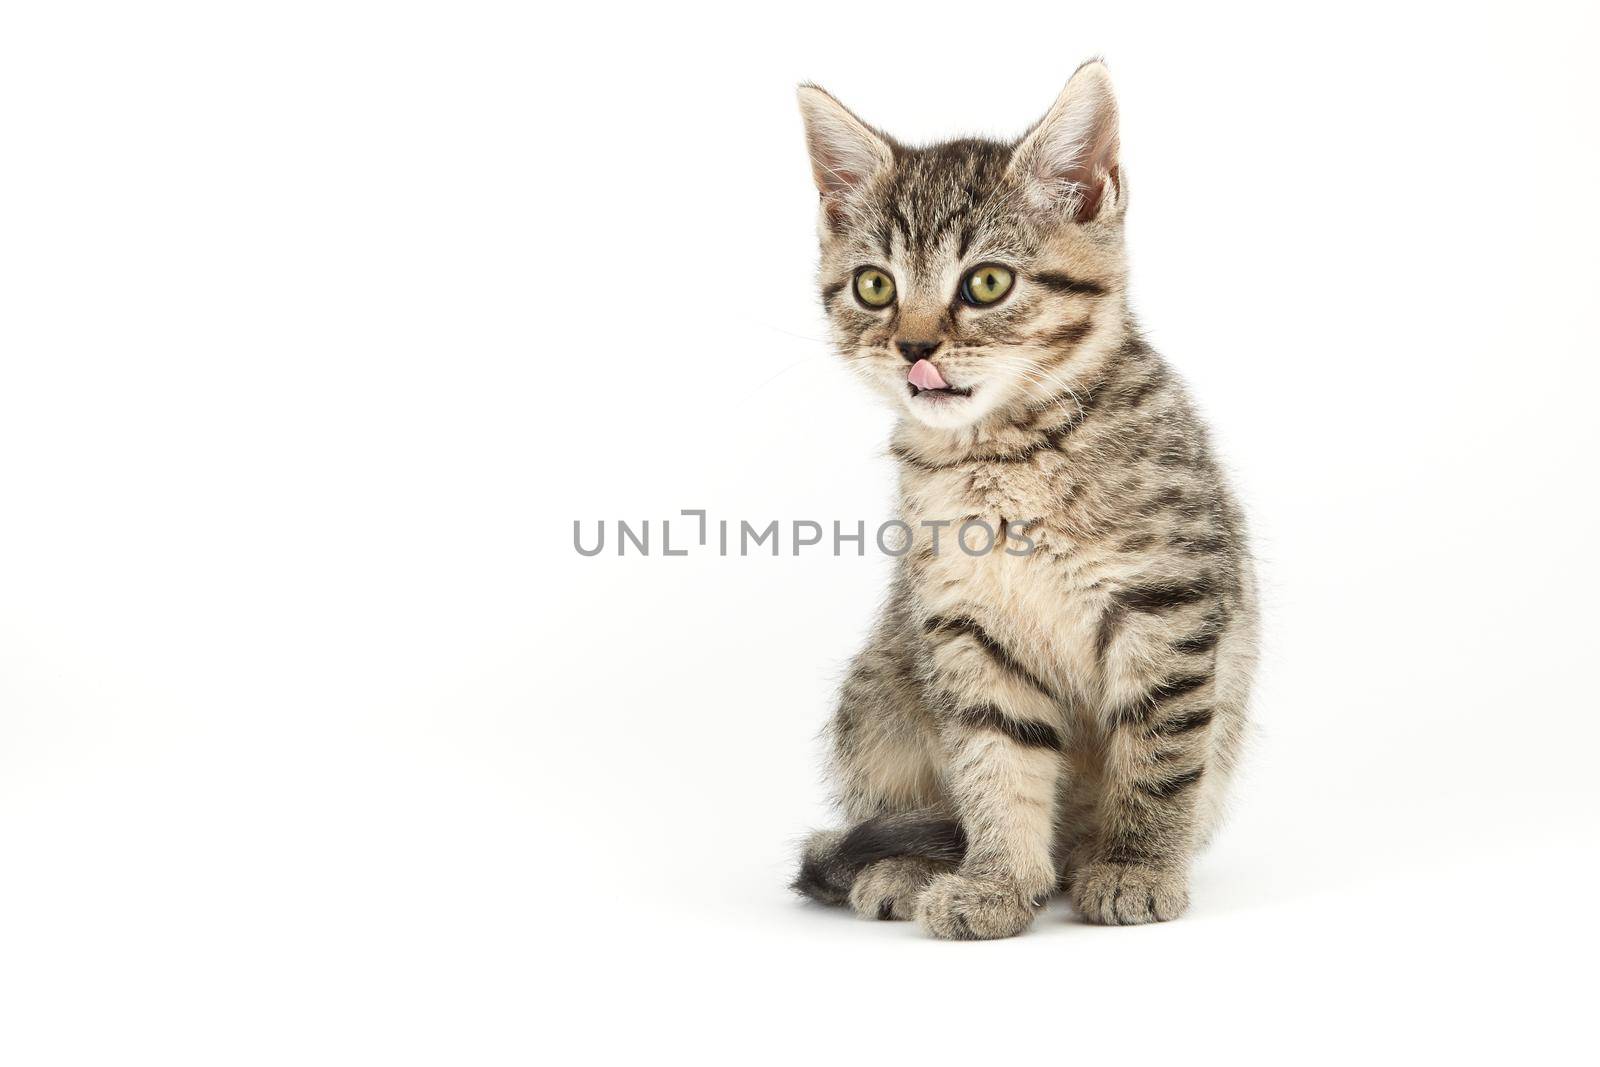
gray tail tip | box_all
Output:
[791,815,967,904]
[790,854,850,905]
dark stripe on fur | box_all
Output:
[1148,673,1212,705]
[924,614,1056,698]
[1117,574,1216,613]
[958,703,1063,750]
[1137,766,1204,801]
[1114,673,1213,728]
[1171,628,1221,655]
[1153,708,1214,736]
[1040,319,1093,349]
[1173,533,1230,555]
[1034,271,1107,295]
[1101,836,1162,867]
[1118,370,1168,409]
[1095,601,1128,661]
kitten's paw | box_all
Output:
[1068,861,1189,925]
[849,857,945,921]
[915,872,1036,940]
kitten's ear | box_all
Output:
[1009,60,1121,223]
[797,84,893,227]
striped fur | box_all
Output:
[793,62,1257,939]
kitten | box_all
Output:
[791,61,1258,939]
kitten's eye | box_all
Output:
[961,264,1014,306]
[854,268,896,308]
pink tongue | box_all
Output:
[908,359,949,391]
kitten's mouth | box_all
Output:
[907,358,973,401]
[908,383,974,400]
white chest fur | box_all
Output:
[899,462,1125,701]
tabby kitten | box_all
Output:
[792,61,1257,939]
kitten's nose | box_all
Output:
[897,339,941,363]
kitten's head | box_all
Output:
[799,61,1127,431]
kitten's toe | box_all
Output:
[1068,861,1189,925]
[848,857,945,921]
[915,872,1036,940]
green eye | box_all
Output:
[854,268,896,308]
[961,264,1014,306]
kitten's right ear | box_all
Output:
[797,85,892,228]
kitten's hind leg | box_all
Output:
[849,855,952,920]
[795,609,951,911]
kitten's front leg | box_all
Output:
[1069,622,1220,925]
[914,614,1064,941]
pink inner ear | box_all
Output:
[1074,164,1118,224]
[816,163,869,229]
[1074,177,1106,223]
[821,187,853,228]
[820,166,865,198]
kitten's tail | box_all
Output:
[791,813,967,904]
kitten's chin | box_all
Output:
[899,384,1000,430]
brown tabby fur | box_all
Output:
[791,62,1258,939]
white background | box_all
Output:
[2,1,1597,1063]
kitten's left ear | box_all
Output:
[1009,60,1122,223]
